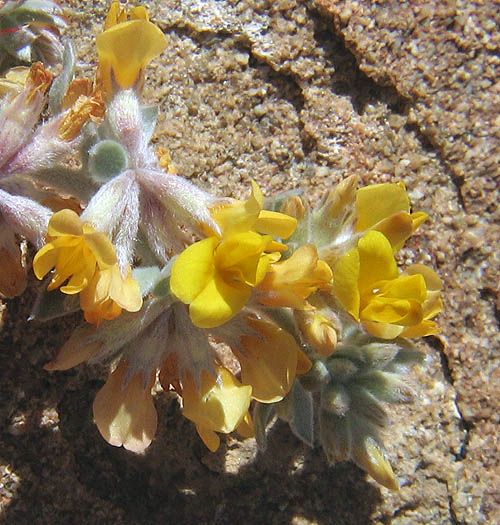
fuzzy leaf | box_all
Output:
[253,402,275,452]
[141,105,158,143]
[132,266,161,295]
[48,40,75,115]
[29,286,80,322]
[288,381,314,447]
[353,371,415,403]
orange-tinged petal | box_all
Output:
[371,212,413,251]
[258,245,332,309]
[356,183,409,231]
[84,231,118,268]
[93,362,157,453]
[170,236,218,304]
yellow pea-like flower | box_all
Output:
[182,367,252,452]
[332,230,442,339]
[171,182,297,328]
[33,209,142,324]
[96,1,167,96]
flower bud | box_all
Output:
[280,195,306,220]
[295,309,338,356]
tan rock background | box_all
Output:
[0,1,498,523]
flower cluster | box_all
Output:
[0,1,444,491]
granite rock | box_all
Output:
[0,1,497,524]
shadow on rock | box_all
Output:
[1,289,382,525]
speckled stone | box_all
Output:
[0,1,497,524]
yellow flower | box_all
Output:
[332,231,442,339]
[80,264,142,325]
[257,244,333,309]
[233,318,311,403]
[96,1,167,96]
[33,209,143,324]
[33,209,117,294]
[356,183,428,251]
[170,182,297,328]
[210,180,297,239]
[182,367,252,452]
[93,360,157,453]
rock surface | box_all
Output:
[0,1,498,524]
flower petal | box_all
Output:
[371,212,413,251]
[211,180,263,235]
[182,368,252,442]
[237,319,299,403]
[33,242,58,279]
[362,320,404,339]
[47,209,83,237]
[254,209,297,239]
[93,362,157,453]
[357,231,398,294]
[97,19,167,90]
[356,183,409,231]
[400,320,441,338]
[84,231,118,268]
[361,297,423,326]
[189,274,251,328]
[170,236,218,304]
[332,246,361,319]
